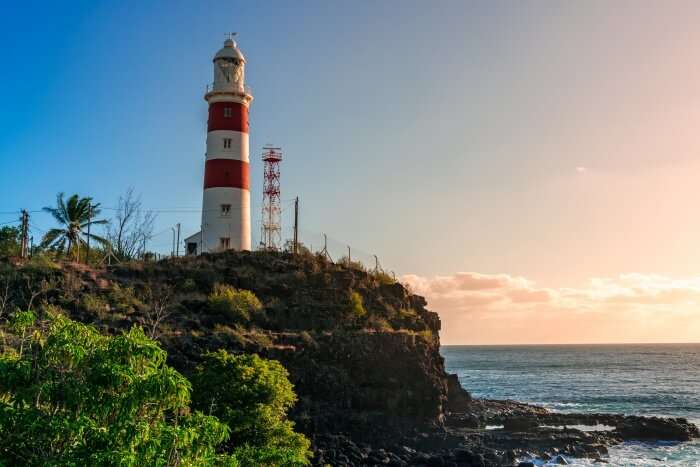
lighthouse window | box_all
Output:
[223,107,233,118]
[221,204,231,216]
[220,237,230,249]
[223,138,232,149]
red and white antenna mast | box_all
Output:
[260,145,282,250]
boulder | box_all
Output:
[616,416,700,441]
[503,417,539,432]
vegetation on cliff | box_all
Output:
[0,248,447,464]
[0,311,236,466]
[0,283,312,465]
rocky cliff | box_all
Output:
[3,252,696,466]
[0,252,462,441]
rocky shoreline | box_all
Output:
[4,254,696,466]
[312,385,700,467]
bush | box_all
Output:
[373,270,395,285]
[81,293,108,315]
[0,226,20,258]
[191,350,311,466]
[208,284,262,322]
[26,253,60,270]
[108,284,142,313]
[0,314,237,466]
[348,291,366,318]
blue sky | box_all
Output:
[6,1,700,343]
[3,0,523,271]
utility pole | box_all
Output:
[293,197,299,254]
[20,210,29,259]
[347,245,351,264]
[374,254,379,272]
[176,223,181,257]
[86,203,92,265]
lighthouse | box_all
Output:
[185,37,253,254]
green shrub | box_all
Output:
[208,284,262,322]
[81,293,108,315]
[26,253,59,270]
[191,350,311,466]
[299,330,315,346]
[108,284,142,313]
[348,291,366,318]
[373,270,395,285]
[418,329,436,343]
[0,226,20,258]
[0,314,237,466]
[213,324,249,348]
[181,277,197,293]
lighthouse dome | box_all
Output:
[214,39,245,62]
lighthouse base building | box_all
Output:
[185,37,253,255]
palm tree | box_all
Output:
[41,193,108,260]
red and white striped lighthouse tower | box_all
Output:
[200,36,253,252]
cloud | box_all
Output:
[401,272,700,344]
[401,271,700,314]
[402,272,554,313]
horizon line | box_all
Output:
[441,341,700,347]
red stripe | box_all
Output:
[208,102,248,133]
[204,159,249,190]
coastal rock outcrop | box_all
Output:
[3,252,698,466]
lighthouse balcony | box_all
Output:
[206,83,252,96]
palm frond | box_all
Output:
[80,218,108,229]
[85,233,110,246]
[40,228,66,250]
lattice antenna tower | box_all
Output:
[260,145,283,250]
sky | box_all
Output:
[3,1,700,344]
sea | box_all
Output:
[441,344,700,466]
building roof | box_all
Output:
[184,231,201,243]
[214,39,245,62]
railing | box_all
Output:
[205,83,252,95]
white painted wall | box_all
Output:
[205,130,248,161]
[201,187,251,252]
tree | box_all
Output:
[105,188,156,260]
[191,350,312,466]
[142,283,174,339]
[0,226,21,258]
[0,313,238,466]
[41,193,108,260]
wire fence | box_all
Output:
[1,204,399,278]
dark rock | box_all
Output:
[554,455,569,465]
[503,417,539,432]
[426,455,446,467]
[616,416,700,441]
[446,413,483,429]
[446,374,472,413]
[453,448,485,466]
[517,463,535,467]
